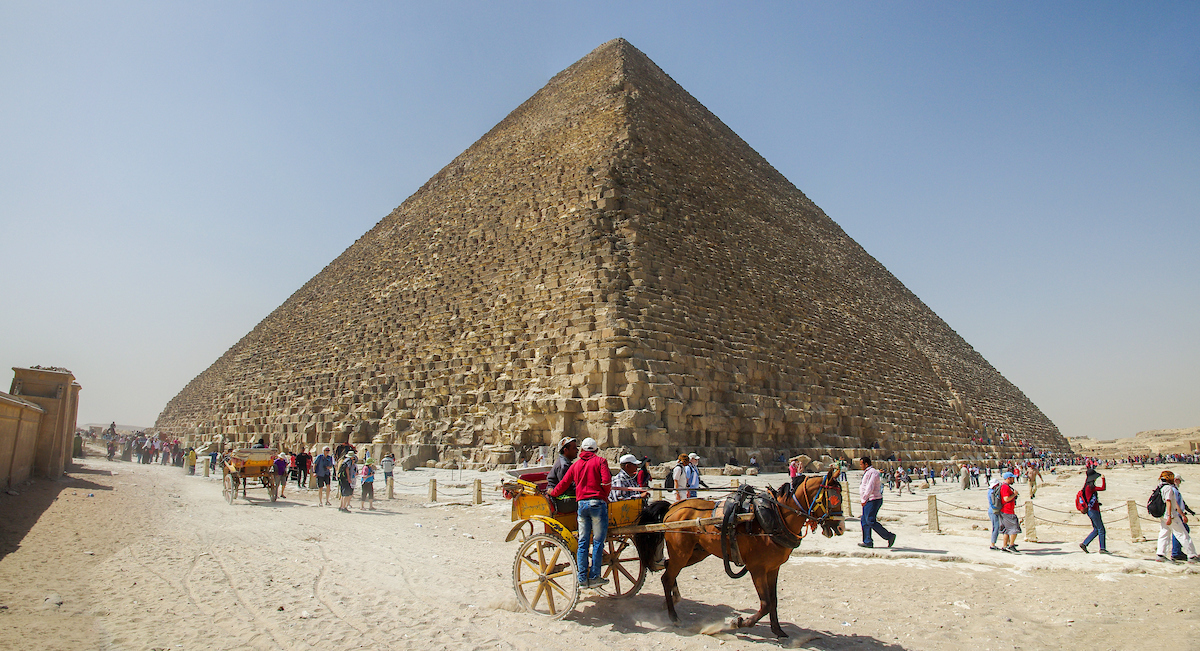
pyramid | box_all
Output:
[155,39,1069,466]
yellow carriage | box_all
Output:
[501,467,647,619]
[222,448,280,504]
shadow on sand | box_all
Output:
[0,465,111,563]
[572,591,908,649]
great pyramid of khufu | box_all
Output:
[156,39,1069,466]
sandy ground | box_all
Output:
[1,450,1197,651]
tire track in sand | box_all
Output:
[313,543,368,633]
[211,546,293,650]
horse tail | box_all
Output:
[634,499,671,572]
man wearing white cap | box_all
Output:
[549,437,612,588]
[611,454,650,501]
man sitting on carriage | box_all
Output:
[610,454,650,501]
[546,437,578,513]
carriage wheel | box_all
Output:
[223,473,234,505]
[268,475,278,502]
[598,536,645,598]
[512,534,579,619]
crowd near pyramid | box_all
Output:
[155,39,1070,468]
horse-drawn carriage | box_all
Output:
[501,466,647,618]
[500,465,846,637]
[222,448,279,504]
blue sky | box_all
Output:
[1,2,1196,440]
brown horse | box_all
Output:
[634,467,844,637]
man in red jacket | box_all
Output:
[549,437,612,588]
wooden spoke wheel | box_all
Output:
[223,473,234,505]
[597,535,645,598]
[512,534,579,619]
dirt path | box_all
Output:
[0,455,1196,650]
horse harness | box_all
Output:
[715,478,842,579]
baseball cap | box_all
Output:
[619,454,638,465]
[1002,472,1014,479]
[688,453,700,460]
[580,437,598,452]
[558,437,576,450]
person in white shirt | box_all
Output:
[858,456,896,549]
[1157,470,1197,562]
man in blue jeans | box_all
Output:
[858,456,896,549]
[548,437,612,588]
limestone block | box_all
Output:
[723,464,744,476]
[616,409,657,429]
[746,468,759,476]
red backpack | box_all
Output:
[1075,488,1088,513]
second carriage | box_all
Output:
[222,448,280,504]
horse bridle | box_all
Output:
[777,475,844,541]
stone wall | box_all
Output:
[155,40,1069,466]
[0,391,44,488]
[4,367,80,483]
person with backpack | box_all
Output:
[998,472,1021,553]
[671,453,704,501]
[987,478,1003,550]
[1078,467,1110,554]
[336,451,357,513]
[1155,470,1197,563]
[359,458,375,510]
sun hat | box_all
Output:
[989,478,1000,487]
[688,453,700,460]
[1160,470,1175,483]
[580,437,598,452]
[619,454,638,465]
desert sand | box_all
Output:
[1,449,1197,651]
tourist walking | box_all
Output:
[1156,471,1197,562]
[314,446,334,507]
[998,472,1021,553]
[380,453,395,497]
[1170,475,1194,561]
[548,437,611,588]
[987,478,1002,550]
[273,453,289,499]
[672,453,704,500]
[960,464,971,490]
[858,456,896,549]
[295,448,311,490]
[336,451,357,512]
[1079,467,1109,554]
[359,459,375,510]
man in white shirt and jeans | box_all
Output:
[858,456,896,549]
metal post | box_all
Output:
[473,478,482,504]
[927,495,940,533]
[428,477,437,502]
[1127,500,1144,541]
[1024,501,1037,542]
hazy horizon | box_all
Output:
[2,3,1196,443]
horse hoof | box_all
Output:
[733,616,745,628]
[773,630,788,638]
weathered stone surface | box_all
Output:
[154,39,1069,465]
